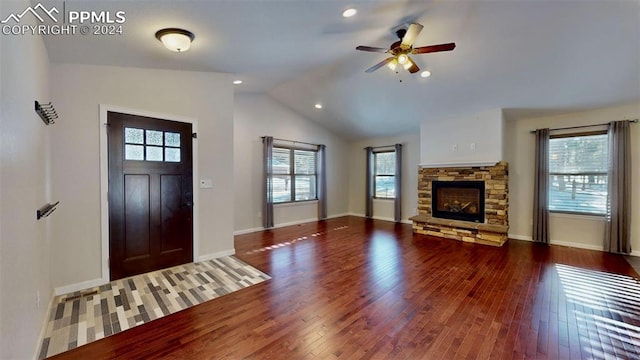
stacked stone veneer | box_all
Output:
[411,161,509,246]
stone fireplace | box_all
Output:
[410,161,509,246]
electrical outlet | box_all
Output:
[36,291,40,308]
[257,211,262,218]
[470,143,477,150]
[452,144,458,152]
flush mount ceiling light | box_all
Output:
[155,28,195,53]
[342,8,357,18]
[420,70,431,78]
[233,80,243,85]
[314,104,323,109]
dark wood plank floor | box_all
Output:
[50,216,640,359]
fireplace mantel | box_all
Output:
[419,161,499,168]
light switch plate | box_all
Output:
[200,179,213,189]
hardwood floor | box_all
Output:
[50,216,640,359]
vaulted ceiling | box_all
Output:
[41,0,640,140]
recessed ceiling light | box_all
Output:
[233,80,243,85]
[420,70,432,78]
[342,8,357,18]
[315,104,323,109]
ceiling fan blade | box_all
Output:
[412,42,456,54]
[401,23,424,47]
[406,56,420,73]
[365,57,395,73]
[356,46,388,53]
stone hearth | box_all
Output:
[410,161,509,246]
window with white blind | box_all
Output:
[272,147,317,203]
[374,151,396,199]
[549,132,608,215]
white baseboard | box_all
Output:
[233,227,263,235]
[348,212,412,225]
[508,234,532,241]
[233,213,352,235]
[54,277,107,296]
[197,248,236,262]
[509,233,604,252]
[34,289,56,360]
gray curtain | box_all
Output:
[317,144,327,220]
[394,144,402,222]
[533,128,550,244]
[365,147,374,218]
[604,120,631,254]
[262,136,274,228]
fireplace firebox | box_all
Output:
[432,181,485,223]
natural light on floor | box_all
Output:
[555,264,640,358]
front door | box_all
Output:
[107,111,193,280]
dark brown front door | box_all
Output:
[108,111,193,280]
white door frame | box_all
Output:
[99,104,200,284]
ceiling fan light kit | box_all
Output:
[155,28,195,52]
[356,23,455,75]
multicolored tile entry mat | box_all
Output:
[38,256,271,358]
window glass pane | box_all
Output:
[272,148,290,174]
[375,175,395,198]
[165,147,181,162]
[146,130,163,146]
[375,152,395,175]
[272,175,291,203]
[165,132,180,147]
[548,134,608,214]
[146,146,163,161]
[124,128,144,144]
[549,174,607,214]
[295,175,316,201]
[549,135,608,173]
[294,150,316,175]
[124,144,144,160]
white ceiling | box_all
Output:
[41,0,640,140]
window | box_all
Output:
[374,151,396,199]
[272,147,317,203]
[124,127,181,162]
[549,132,608,215]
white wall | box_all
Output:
[0,1,52,357]
[420,108,504,165]
[348,133,420,222]
[233,94,350,232]
[505,103,640,253]
[50,64,234,289]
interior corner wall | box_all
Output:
[0,2,52,357]
[49,64,234,289]
[420,108,504,165]
[348,133,420,222]
[505,102,640,253]
[233,94,350,232]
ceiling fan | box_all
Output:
[356,23,455,74]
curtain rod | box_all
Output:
[262,136,321,147]
[363,144,397,150]
[529,119,638,133]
